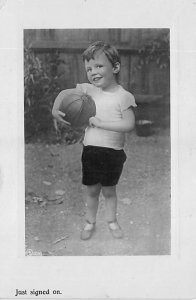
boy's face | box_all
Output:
[84,51,120,90]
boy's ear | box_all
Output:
[113,62,120,74]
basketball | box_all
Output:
[59,90,96,128]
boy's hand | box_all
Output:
[89,116,102,128]
[52,110,71,126]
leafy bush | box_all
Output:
[24,48,62,139]
[137,32,170,69]
[24,48,85,144]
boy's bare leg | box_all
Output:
[102,185,123,238]
[102,185,117,222]
[85,183,101,224]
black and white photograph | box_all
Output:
[24,28,170,256]
[0,0,196,299]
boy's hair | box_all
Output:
[82,41,121,67]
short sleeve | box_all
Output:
[120,92,137,111]
[76,83,92,93]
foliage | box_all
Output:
[137,32,170,69]
[24,48,86,144]
[24,48,62,138]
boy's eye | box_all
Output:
[97,65,103,68]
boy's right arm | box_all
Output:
[52,89,75,125]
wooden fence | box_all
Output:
[24,29,170,127]
[24,29,170,96]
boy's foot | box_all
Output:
[80,221,96,240]
[108,220,123,239]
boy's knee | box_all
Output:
[87,184,101,198]
[102,186,116,199]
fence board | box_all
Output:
[24,28,170,100]
[76,53,87,83]
[119,54,130,90]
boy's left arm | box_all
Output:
[89,108,135,133]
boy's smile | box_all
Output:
[84,51,120,91]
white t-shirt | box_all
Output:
[76,83,137,150]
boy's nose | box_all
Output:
[91,67,97,75]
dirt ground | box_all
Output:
[25,128,170,256]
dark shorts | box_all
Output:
[81,145,127,186]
